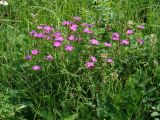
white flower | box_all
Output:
[0,1,8,6]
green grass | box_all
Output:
[0,0,160,119]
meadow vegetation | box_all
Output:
[0,0,160,119]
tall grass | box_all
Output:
[0,0,160,119]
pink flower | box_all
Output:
[70,24,78,31]
[55,36,64,41]
[85,62,95,69]
[106,58,113,63]
[31,49,39,55]
[45,54,54,61]
[32,65,41,71]
[90,39,99,45]
[81,23,93,28]
[25,55,32,60]
[67,35,75,41]
[53,32,62,38]
[126,29,134,35]
[53,41,62,47]
[90,56,97,62]
[121,40,129,45]
[137,38,144,44]
[104,42,112,47]
[83,28,92,34]
[29,30,37,36]
[33,33,45,38]
[65,45,74,52]
[112,32,120,41]
[73,16,81,21]
[138,25,145,30]
[43,26,53,33]
[62,21,71,26]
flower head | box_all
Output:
[138,25,145,30]
[104,42,112,47]
[90,39,99,45]
[65,45,74,52]
[81,23,93,28]
[85,62,95,69]
[33,33,45,38]
[32,65,41,71]
[137,38,144,44]
[121,40,129,45]
[45,54,54,61]
[53,32,62,38]
[83,28,92,34]
[126,29,134,35]
[106,58,113,63]
[29,30,37,36]
[70,24,78,31]
[53,32,64,42]
[53,41,62,47]
[112,32,120,41]
[62,21,71,26]
[55,36,64,41]
[73,16,81,21]
[67,35,75,41]
[43,25,53,33]
[25,55,32,60]
[90,56,97,62]
[31,49,39,55]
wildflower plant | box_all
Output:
[22,15,149,119]
[25,16,145,71]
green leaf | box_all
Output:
[155,118,160,120]
[151,111,160,117]
[64,113,78,120]
[157,103,160,111]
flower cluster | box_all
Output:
[25,17,145,70]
